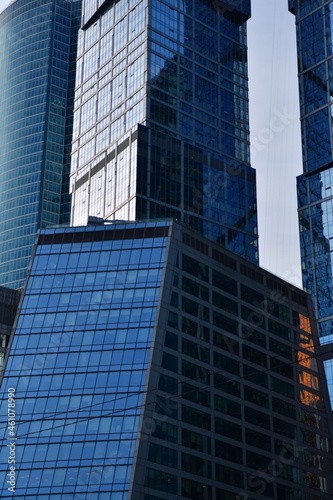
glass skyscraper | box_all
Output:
[70,0,258,263]
[289,1,333,401]
[0,0,81,289]
[1,220,333,499]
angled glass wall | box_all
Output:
[70,0,258,263]
[0,221,170,498]
[0,0,81,289]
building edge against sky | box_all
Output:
[0,0,81,290]
[288,0,333,403]
[1,220,333,498]
[69,0,258,264]
[0,286,20,382]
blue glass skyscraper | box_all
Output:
[0,0,81,289]
[289,0,333,401]
[70,0,258,263]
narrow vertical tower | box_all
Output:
[70,0,258,263]
[289,0,333,398]
[0,0,81,289]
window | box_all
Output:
[159,373,178,395]
[213,311,238,335]
[215,440,243,464]
[241,284,264,307]
[245,429,271,452]
[162,352,178,373]
[181,478,212,500]
[216,464,243,487]
[182,382,210,408]
[164,331,178,350]
[213,352,240,376]
[214,373,240,397]
[270,357,293,378]
[144,468,177,494]
[182,338,210,363]
[242,345,267,368]
[273,417,295,438]
[182,276,209,301]
[182,360,210,384]
[272,397,296,419]
[214,395,241,419]
[182,317,209,342]
[182,405,211,430]
[268,319,291,341]
[182,254,209,282]
[148,443,178,468]
[213,291,238,316]
[245,406,270,429]
[212,270,237,296]
[152,420,178,443]
[243,365,268,387]
[244,386,269,408]
[213,330,239,355]
[215,417,242,441]
[182,428,211,453]
[271,377,295,399]
[182,453,211,478]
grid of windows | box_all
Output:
[70,0,258,265]
[130,223,333,500]
[0,0,81,289]
[1,221,333,498]
[0,222,168,498]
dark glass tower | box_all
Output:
[0,286,20,383]
[0,0,81,289]
[289,0,333,402]
[1,220,333,499]
[70,0,258,263]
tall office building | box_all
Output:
[70,0,258,264]
[0,0,81,289]
[288,0,333,401]
[1,220,333,499]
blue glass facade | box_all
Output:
[70,0,258,263]
[0,0,81,289]
[0,221,169,498]
[290,0,333,403]
[289,2,333,336]
[1,220,333,498]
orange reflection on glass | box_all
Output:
[300,389,322,409]
[298,318,321,407]
[299,313,312,334]
[299,333,314,352]
[298,339,318,372]
[299,371,319,390]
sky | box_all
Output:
[248,0,303,287]
[0,0,303,286]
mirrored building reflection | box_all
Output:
[0,0,81,289]
[70,0,258,263]
[289,0,333,404]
